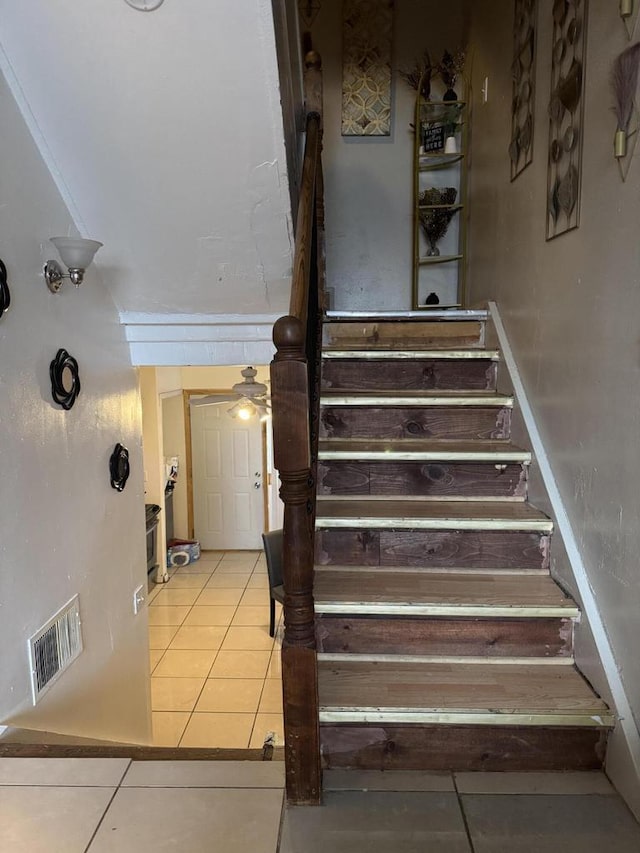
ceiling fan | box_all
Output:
[190,366,270,420]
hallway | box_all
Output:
[148,549,283,749]
[1,759,639,852]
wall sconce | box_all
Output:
[44,237,103,293]
[621,0,634,19]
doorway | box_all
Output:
[188,393,265,550]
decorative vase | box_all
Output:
[443,88,458,102]
[426,240,440,257]
[425,292,440,305]
[444,136,458,154]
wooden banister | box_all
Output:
[270,50,324,805]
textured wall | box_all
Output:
[0,72,150,742]
[466,0,640,810]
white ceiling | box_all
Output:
[0,0,294,318]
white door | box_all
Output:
[191,404,264,549]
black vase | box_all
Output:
[443,88,458,102]
[425,292,440,306]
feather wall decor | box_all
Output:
[612,42,640,133]
[611,42,640,169]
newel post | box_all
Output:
[271,315,321,805]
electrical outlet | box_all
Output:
[133,584,146,615]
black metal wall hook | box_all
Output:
[109,443,130,491]
[49,348,81,410]
[0,259,11,319]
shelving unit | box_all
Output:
[412,95,468,309]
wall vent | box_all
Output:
[28,595,83,704]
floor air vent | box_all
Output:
[28,595,83,704]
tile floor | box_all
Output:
[147,549,284,749]
[2,760,640,853]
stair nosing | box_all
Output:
[315,516,553,532]
[320,392,513,407]
[318,447,531,463]
[314,565,551,575]
[325,309,489,321]
[318,709,615,727]
[318,653,576,666]
[322,349,499,360]
[314,602,578,618]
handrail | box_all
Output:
[270,50,324,806]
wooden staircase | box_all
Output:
[312,311,613,773]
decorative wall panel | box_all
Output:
[341,0,394,136]
[546,0,588,240]
[510,0,538,180]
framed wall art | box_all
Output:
[510,0,538,180]
[546,0,588,240]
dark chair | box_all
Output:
[262,529,285,637]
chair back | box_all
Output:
[262,529,284,589]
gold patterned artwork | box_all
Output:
[341,0,394,136]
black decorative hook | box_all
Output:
[49,348,81,410]
[0,259,11,320]
[109,443,131,492]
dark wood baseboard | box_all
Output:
[0,742,285,761]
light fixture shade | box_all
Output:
[50,237,103,270]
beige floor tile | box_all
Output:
[209,650,271,679]
[149,649,164,673]
[175,561,216,573]
[250,713,285,748]
[195,678,263,713]
[247,574,270,589]
[179,712,254,748]
[240,588,269,606]
[324,769,454,792]
[122,760,285,788]
[165,573,212,589]
[151,712,190,747]
[150,677,206,712]
[152,588,201,606]
[0,786,115,853]
[88,787,283,852]
[454,771,615,795]
[183,605,237,626]
[205,573,251,588]
[169,626,227,650]
[153,649,218,678]
[215,562,256,574]
[231,605,271,627]
[222,550,261,561]
[221,626,275,651]
[146,583,164,604]
[199,550,224,562]
[267,649,282,679]
[148,625,179,650]
[252,562,268,575]
[196,587,244,606]
[258,679,283,714]
[0,758,130,787]
[147,605,191,626]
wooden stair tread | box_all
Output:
[315,499,553,531]
[318,438,530,462]
[321,391,513,406]
[318,660,612,722]
[314,570,577,615]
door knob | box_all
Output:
[254,482,261,489]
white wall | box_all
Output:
[310,0,466,309]
[0,71,151,743]
[466,0,640,812]
[0,0,294,318]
